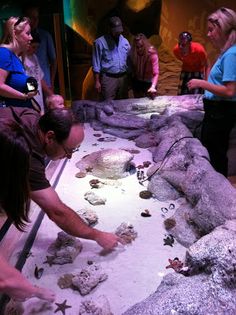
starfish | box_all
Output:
[54,299,72,315]
[85,166,93,172]
[163,234,175,247]
[166,257,184,272]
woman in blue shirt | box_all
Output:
[188,7,236,176]
[0,16,38,109]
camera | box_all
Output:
[25,77,38,93]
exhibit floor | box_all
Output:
[6,123,187,315]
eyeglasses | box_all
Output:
[61,144,80,158]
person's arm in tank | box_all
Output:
[31,186,122,250]
[0,255,55,302]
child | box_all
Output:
[24,32,52,114]
[45,94,65,110]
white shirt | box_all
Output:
[24,54,44,113]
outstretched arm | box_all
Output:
[31,186,122,250]
[147,51,159,97]
[188,79,236,98]
[0,255,55,302]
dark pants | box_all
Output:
[178,71,204,95]
[131,78,151,98]
[101,73,128,101]
[201,98,236,176]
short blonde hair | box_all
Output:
[45,94,65,110]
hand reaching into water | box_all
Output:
[0,255,55,302]
[147,86,157,99]
[94,230,125,251]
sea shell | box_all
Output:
[75,171,87,178]
[141,209,151,217]
[34,265,44,279]
[139,190,152,199]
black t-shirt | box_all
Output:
[0,107,50,191]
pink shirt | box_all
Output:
[134,47,159,83]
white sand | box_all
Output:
[10,123,187,315]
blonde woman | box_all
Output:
[0,17,38,109]
[188,7,236,176]
[129,33,159,98]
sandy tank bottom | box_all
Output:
[7,123,187,315]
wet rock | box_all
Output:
[84,191,106,205]
[115,222,138,244]
[72,264,108,295]
[186,220,236,287]
[164,202,200,247]
[148,174,182,202]
[103,127,144,140]
[79,295,113,315]
[76,149,134,179]
[76,208,98,226]
[123,272,236,315]
[98,111,148,129]
[47,231,83,265]
[135,132,158,148]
